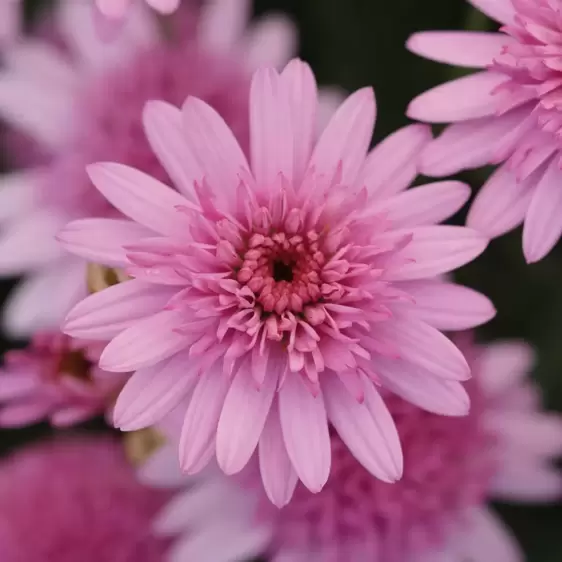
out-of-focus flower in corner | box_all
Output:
[143,335,562,562]
[407,0,562,263]
[0,332,127,427]
[59,56,494,504]
[0,0,296,336]
[0,436,171,562]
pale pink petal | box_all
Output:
[99,311,186,372]
[259,400,298,507]
[197,0,250,53]
[372,181,470,227]
[477,341,535,398]
[182,96,250,204]
[467,0,515,24]
[399,281,496,330]
[0,399,52,427]
[407,32,507,68]
[96,0,130,19]
[0,0,20,46]
[358,124,432,198]
[468,164,537,239]
[51,405,98,427]
[244,14,297,72]
[216,365,279,475]
[523,161,562,263]
[491,463,562,502]
[308,88,376,186]
[142,101,201,200]
[278,374,331,492]
[0,374,37,402]
[388,226,488,281]
[250,67,294,186]
[376,357,470,416]
[87,163,192,236]
[0,171,39,224]
[323,373,403,482]
[407,71,504,123]
[114,350,197,431]
[145,0,180,14]
[65,279,174,340]
[180,371,232,474]
[138,442,185,488]
[57,218,150,267]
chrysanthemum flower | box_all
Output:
[0,436,171,562]
[59,57,493,501]
[0,332,126,427]
[146,336,562,562]
[407,0,562,262]
[0,0,295,336]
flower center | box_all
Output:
[272,260,294,283]
[57,350,92,382]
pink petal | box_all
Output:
[114,350,197,431]
[492,463,562,503]
[407,31,507,68]
[258,399,298,507]
[523,161,562,263]
[373,181,470,227]
[182,96,250,205]
[99,310,186,372]
[87,162,192,236]
[0,172,37,223]
[65,279,173,340]
[376,357,470,416]
[324,373,403,482]
[142,101,201,200]
[467,164,536,239]
[250,67,294,186]
[96,0,130,18]
[278,374,331,493]
[467,0,515,25]
[179,370,231,474]
[358,124,432,198]
[400,281,496,330]
[0,399,52,427]
[388,225,488,281]
[280,59,318,183]
[407,71,504,123]
[57,218,150,267]
[308,87,376,186]
[145,0,180,14]
[0,374,37,402]
[51,405,97,427]
[198,0,250,53]
[138,442,185,488]
[216,364,279,475]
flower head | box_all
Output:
[0,332,126,427]
[0,0,295,336]
[0,436,170,562]
[408,0,562,262]
[148,336,562,562]
[59,57,493,503]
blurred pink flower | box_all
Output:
[145,336,562,562]
[59,57,493,502]
[407,0,562,263]
[0,436,170,562]
[0,332,126,427]
[0,0,296,336]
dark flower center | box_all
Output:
[58,350,92,382]
[272,260,294,283]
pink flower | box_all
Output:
[59,57,493,502]
[0,436,171,562]
[407,0,562,263]
[0,332,126,427]
[0,0,296,336]
[146,336,562,562]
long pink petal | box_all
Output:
[407,71,504,123]
[407,31,507,68]
[491,463,562,503]
[324,373,403,482]
[308,87,376,186]
[376,357,470,416]
[258,399,298,507]
[523,161,562,263]
[87,163,192,236]
[216,365,279,475]
[57,218,150,267]
[0,374,37,402]
[99,310,186,372]
[278,374,331,492]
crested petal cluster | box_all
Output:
[59,57,493,504]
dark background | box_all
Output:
[1,1,561,560]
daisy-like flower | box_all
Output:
[0,436,171,562]
[0,0,295,336]
[59,58,494,502]
[145,336,562,562]
[408,0,562,262]
[0,332,127,427]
